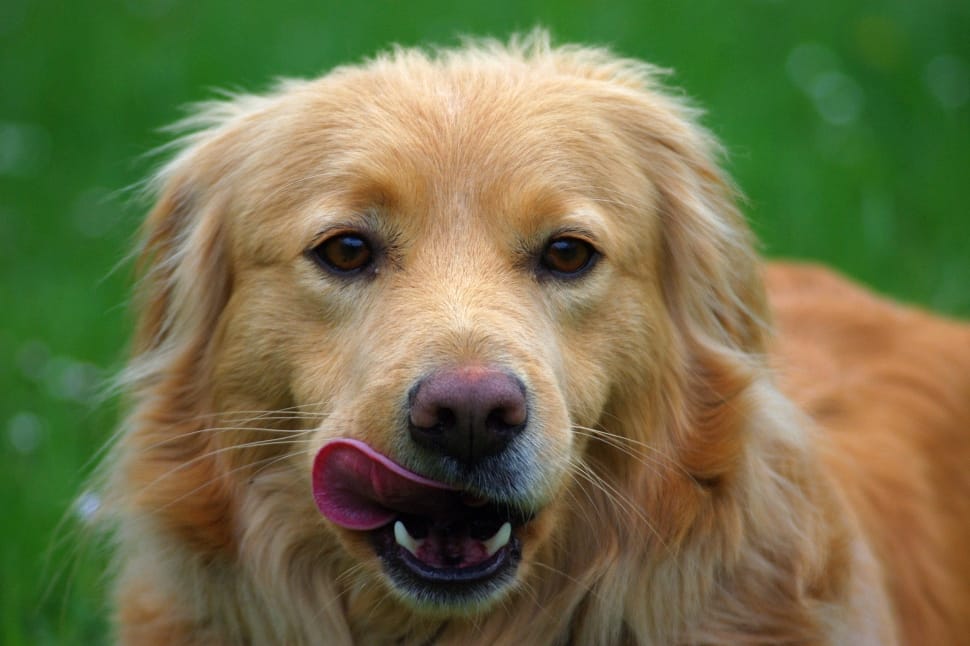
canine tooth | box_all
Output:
[394,520,423,556]
[483,522,512,557]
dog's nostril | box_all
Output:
[437,407,457,432]
[408,367,528,465]
[486,402,526,430]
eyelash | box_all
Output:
[536,234,600,280]
[307,231,377,276]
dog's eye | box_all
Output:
[540,236,598,278]
[309,233,374,275]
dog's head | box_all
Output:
[123,33,767,619]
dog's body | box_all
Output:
[768,263,970,645]
[105,34,970,645]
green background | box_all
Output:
[2,1,967,642]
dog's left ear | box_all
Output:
[604,84,769,360]
[601,79,771,484]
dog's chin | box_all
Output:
[367,500,537,612]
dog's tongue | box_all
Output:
[312,439,459,530]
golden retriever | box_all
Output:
[104,32,970,644]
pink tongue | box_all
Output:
[312,439,459,530]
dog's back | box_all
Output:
[768,262,970,644]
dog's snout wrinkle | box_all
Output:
[409,366,527,465]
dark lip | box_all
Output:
[371,525,524,605]
[398,540,515,583]
[368,502,535,605]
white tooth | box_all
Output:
[483,522,512,557]
[394,520,423,556]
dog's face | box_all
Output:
[136,43,762,617]
[220,69,664,609]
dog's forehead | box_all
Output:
[317,68,627,195]
[232,63,658,263]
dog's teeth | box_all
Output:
[394,521,423,556]
[483,522,512,557]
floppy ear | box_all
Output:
[130,86,315,374]
[112,106,252,554]
[616,93,767,358]
[603,79,770,486]
[131,150,233,396]
[126,91,274,398]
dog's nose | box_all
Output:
[408,366,527,465]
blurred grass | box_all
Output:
[1,0,967,643]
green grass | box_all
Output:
[2,1,968,642]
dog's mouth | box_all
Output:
[312,439,533,605]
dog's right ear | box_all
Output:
[124,93,271,404]
[129,141,233,405]
[129,90,297,382]
[112,100,270,555]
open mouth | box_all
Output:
[312,439,533,605]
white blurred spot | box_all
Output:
[925,55,969,109]
[787,43,865,125]
[44,356,103,403]
[7,411,43,455]
[786,42,841,93]
[0,121,51,177]
[76,490,102,523]
[811,71,865,125]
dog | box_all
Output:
[103,32,970,644]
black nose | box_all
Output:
[408,366,527,465]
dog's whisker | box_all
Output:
[564,457,736,608]
[332,562,370,590]
[217,409,326,420]
[133,437,315,501]
[571,423,674,460]
[248,446,316,480]
[565,458,670,552]
[354,586,398,637]
[176,405,315,420]
[134,426,315,456]
[509,578,542,616]
[571,425,704,489]
[167,403,332,427]
[145,448,316,516]
[557,460,721,614]
[557,474,600,532]
[570,427,679,479]
[526,560,617,614]
[131,405,363,455]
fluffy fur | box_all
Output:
[103,33,970,644]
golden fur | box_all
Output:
[104,33,970,644]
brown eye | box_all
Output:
[309,233,374,275]
[540,236,598,278]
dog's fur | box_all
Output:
[104,33,970,644]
